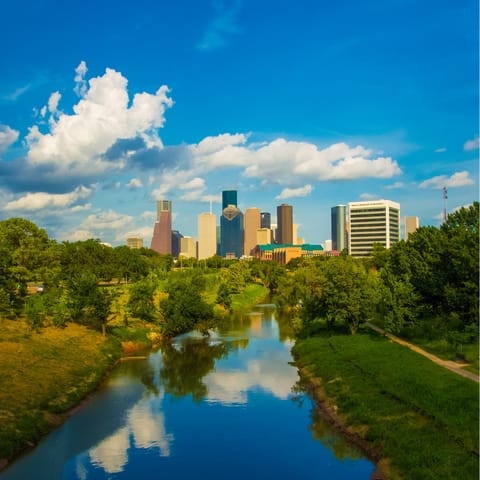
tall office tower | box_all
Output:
[179,236,196,258]
[348,200,400,257]
[405,216,419,240]
[256,228,272,245]
[331,205,347,252]
[171,230,183,258]
[126,237,143,249]
[277,203,293,244]
[261,212,271,229]
[219,205,244,258]
[244,207,261,256]
[222,190,237,209]
[198,212,217,260]
[150,200,172,254]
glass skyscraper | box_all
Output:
[220,191,243,258]
[331,205,347,252]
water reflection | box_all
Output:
[0,306,374,480]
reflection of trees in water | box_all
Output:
[117,359,159,396]
[292,379,363,462]
[159,338,230,402]
[275,309,297,342]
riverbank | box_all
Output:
[0,319,122,468]
[292,332,479,480]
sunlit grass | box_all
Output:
[0,319,121,460]
[293,333,479,480]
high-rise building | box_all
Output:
[277,203,293,244]
[179,236,196,258]
[256,228,272,245]
[331,205,347,252]
[171,230,183,258]
[219,204,243,258]
[150,200,172,254]
[348,200,400,257]
[126,237,143,249]
[244,207,261,256]
[261,212,271,229]
[405,216,419,240]
[222,190,237,209]
[198,212,217,259]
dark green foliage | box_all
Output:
[65,273,112,331]
[159,271,214,336]
[127,276,158,322]
[216,282,232,310]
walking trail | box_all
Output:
[365,322,479,383]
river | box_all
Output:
[1,305,375,479]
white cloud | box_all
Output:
[419,171,474,189]
[127,178,143,189]
[464,136,479,151]
[275,184,313,200]
[434,147,447,153]
[179,177,205,190]
[359,192,379,200]
[4,185,93,211]
[0,124,19,153]
[25,63,173,181]
[74,60,88,97]
[48,91,61,114]
[385,181,404,189]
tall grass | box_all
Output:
[293,333,479,480]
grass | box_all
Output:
[292,332,479,480]
[0,319,121,461]
[230,283,269,310]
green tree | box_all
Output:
[160,271,214,336]
[127,276,158,322]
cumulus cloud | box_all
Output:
[4,185,93,211]
[48,91,61,114]
[464,136,479,151]
[0,125,19,153]
[385,181,404,189]
[21,63,173,185]
[74,60,88,97]
[275,184,313,200]
[127,178,143,189]
[359,192,379,200]
[419,171,474,189]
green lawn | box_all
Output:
[292,333,479,480]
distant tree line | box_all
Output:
[0,202,477,344]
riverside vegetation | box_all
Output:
[0,202,478,478]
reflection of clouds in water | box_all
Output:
[88,396,174,474]
[204,344,298,405]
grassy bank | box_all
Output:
[292,333,479,480]
[0,319,121,463]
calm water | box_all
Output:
[1,306,375,479]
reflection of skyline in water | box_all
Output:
[0,307,374,480]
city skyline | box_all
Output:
[0,1,477,246]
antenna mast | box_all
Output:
[442,186,448,223]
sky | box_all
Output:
[0,0,478,247]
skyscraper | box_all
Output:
[150,200,172,254]
[331,205,347,252]
[348,200,400,257]
[171,230,183,258]
[220,204,243,258]
[260,212,271,229]
[244,207,261,256]
[405,216,419,240]
[222,190,237,209]
[197,212,217,259]
[277,203,293,244]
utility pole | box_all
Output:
[442,186,448,223]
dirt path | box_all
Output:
[365,322,479,383]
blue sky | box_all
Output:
[0,0,478,246]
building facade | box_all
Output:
[150,200,172,255]
[253,243,324,264]
[219,205,244,258]
[244,207,261,256]
[126,237,143,249]
[405,216,419,240]
[197,212,217,260]
[276,203,293,244]
[260,212,271,229]
[331,205,347,252]
[179,236,196,258]
[348,200,400,257]
[222,190,237,209]
[171,230,183,258]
